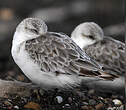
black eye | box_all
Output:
[31,29,38,34]
[88,35,94,40]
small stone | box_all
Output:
[88,106,95,110]
[95,103,104,110]
[98,97,104,100]
[65,104,70,107]
[24,102,41,110]
[112,107,116,109]
[68,97,72,103]
[113,99,122,106]
[88,89,95,95]
[81,105,88,110]
[56,96,63,103]
[104,98,112,104]
[89,99,96,105]
[82,102,88,106]
[63,104,71,109]
[14,105,19,109]
[107,107,113,110]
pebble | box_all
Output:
[0,83,125,110]
[14,105,19,109]
[112,99,122,106]
[81,105,88,110]
[107,105,124,110]
[89,99,96,105]
[88,106,94,110]
[56,96,63,104]
[104,98,113,105]
[24,102,41,110]
[107,107,114,110]
[88,89,95,95]
[82,102,88,106]
[62,104,71,109]
[64,104,70,107]
[95,103,104,110]
[68,97,72,103]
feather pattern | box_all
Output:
[25,32,116,79]
[84,37,125,76]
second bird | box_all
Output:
[71,22,125,94]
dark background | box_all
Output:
[0,0,125,81]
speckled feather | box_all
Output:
[84,37,125,76]
[25,32,116,79]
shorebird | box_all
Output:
[11,18,116,90]
[71,22,125,93]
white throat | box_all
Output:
[12,31,27,45]
[72,35,95,49]
[11,31,26,58]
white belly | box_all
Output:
[11,42,79,89]
[12,42,62,89]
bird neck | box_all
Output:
[12,31,28,46]
[11,31,27,56]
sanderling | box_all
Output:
[11,18,116,90]
[71,22,125,93]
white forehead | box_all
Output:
[16,18,48,32]
[75,22,104,36]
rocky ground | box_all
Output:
[0,0,125,110]
[0,82,125,110]
[0,65,125,110]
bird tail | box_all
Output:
[98,70,119,80]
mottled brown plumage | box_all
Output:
[25,32,116,80]
[84,37,125,76]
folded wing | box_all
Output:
[25,32,118,80]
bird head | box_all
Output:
[14,18,48,41]
[71,22,104,49]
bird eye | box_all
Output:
[31,29,38,34]
[88,35,94,40]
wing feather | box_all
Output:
[84,37,125,76]
[25,33,117,79]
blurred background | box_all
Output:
[0,0,125,82]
